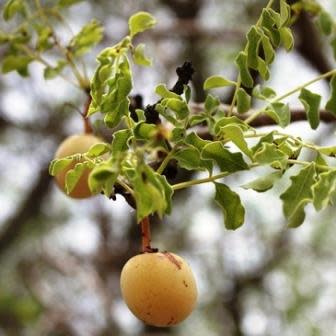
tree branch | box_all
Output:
[191,103,336,130]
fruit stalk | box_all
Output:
[141,217,152,252]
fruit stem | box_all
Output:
[141,217,153,253]
[83,94,93,134]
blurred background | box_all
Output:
[1,0,336,335]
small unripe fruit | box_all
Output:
[120,252,197,327]
[54,133,102,199]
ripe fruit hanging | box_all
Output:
[54,133,102,199]
[120,252,197,327]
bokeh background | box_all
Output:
[1,0,336,335]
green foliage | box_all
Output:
[235,52,254,88]
[299,88,321,129]
[65,162,90,193]
[49,157,73,176]
[68,19,104,56]
[0,292,42,323]
[128,12,156,38]
[203,75,236,90]
[43,60,67,80]
[57,0,83,8]
[326,75,336,115]
[312,170,336,211]
[133,43,152,67]
[280,163,316,227]
[2,54,32,76]
[242,171,283,192]
[318,10,334,36]
[1,3,336,230]
[265,102,291,127]
[201,142,249,173]
[132,165,172,221]
[236,88,251,113]
[3,0,26,21]
[214,183,245,230]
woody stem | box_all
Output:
[141,217,152,253]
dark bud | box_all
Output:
[130,94,144,122]
[144,104,161,124]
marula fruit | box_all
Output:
[120,252,197,327]
[54,133,102,199]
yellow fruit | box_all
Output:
[120,252,197,327]
[54,133,102,199]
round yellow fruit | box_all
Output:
[54,133,102,199]
[120,252,197,327]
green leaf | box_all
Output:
[35,25,53,51]
[201,142,249,173]
[133,122,157,140]
[260,9,281,47]
[129,12,156,38]
[65,162,88,194]
[326,75,336,115]
[220,124,252,159]
[3,0,25,21]
[49,157,73,176]
[2,54,32,76]
[203,75,236,90]
[242,171,283,192]
[155,84,181,99]
[93,56,132,127]
[88,164,118,195]
[235,52,253,88]
[331,37,336,61]
[156,174,173,214]
[164,98,189,119]
[279,27,294,51]
[318,146,336,157]
[133,43,152,67]
[275,137,302,159]
[252,85,276,100]
[87,143,110,157]
[214,183,245,230]
[251,131,275,154]
[135,109,145,121]
[69,20,104,56]
[170,127,186,143]
[43,60,67,80]
[58,0,83,7]
[155,103,177,125]
[279,0,291,27]
[299,88,321,129]
[104,98,130,128]
[265,102,290,127]
[0,30,9,44]
[246,26,262,69]
[214,116,250,134]
[188,114,208,127]
[132,165,170,221]
[257,57,270,80]
[312,170,336,211]
[111,129,131,158]
[254,143,288,164]
[315,152,328,167]
[236,88,251,113]
[280,163,316,228]
[260,33,275,64]
[174,146,208,171]
[204,94,220,114]
[318,10,334,36]
[185,132,211,151]
[185,132,213,171]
